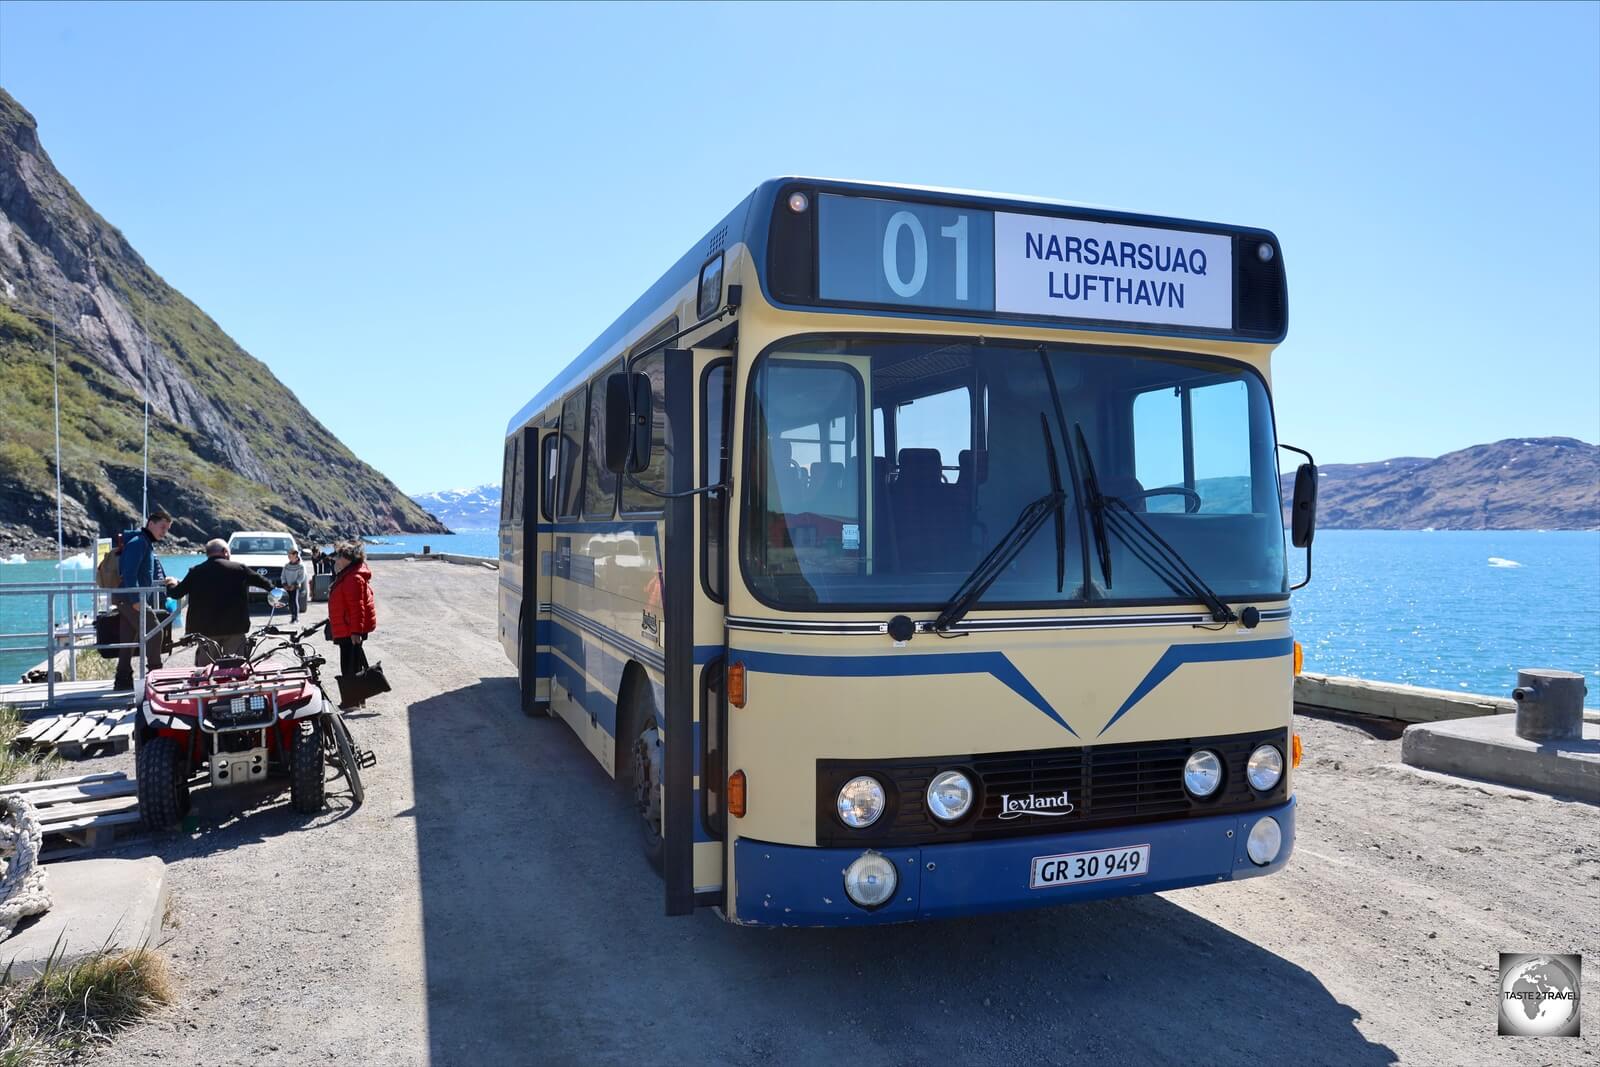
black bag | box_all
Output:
[94,610,121,653]
[336,662,391,707]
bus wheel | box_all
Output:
[629,707,665,872]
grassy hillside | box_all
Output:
[0,88,445,552]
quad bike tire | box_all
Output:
[325,711,366,806]
[289,718,326,813]
[136,735,190,830]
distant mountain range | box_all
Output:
[419,435,1593,534]
[417,437,1597,535]
[411,485,501,530]
[1284,437,1598,530]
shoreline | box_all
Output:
[0,529,460,564]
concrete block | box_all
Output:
[1,857,168,978]
[1297,672,1514,722]
[1401,711,1600,802]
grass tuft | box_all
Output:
[0,947,173,1066]
[0,706,61,788]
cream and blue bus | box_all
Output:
[498,178,1317,925]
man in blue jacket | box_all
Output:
[112,507,178,690]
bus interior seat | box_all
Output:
[769,438,807,509]
[892,448,964,572]
[806,461,850,518]
[872,456,897,569]
[957,449,988,486]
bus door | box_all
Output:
[521,423,556,713]
[716,346,874,918]
[683,348,734,912]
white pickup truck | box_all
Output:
[227,530,306,609]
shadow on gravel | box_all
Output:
[409,677,1397,1067]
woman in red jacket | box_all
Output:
[327,541,378,708]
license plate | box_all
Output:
[1030,844,1150,890]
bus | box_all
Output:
[497,178,1317,925]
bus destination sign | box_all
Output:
[817,194,1235,330]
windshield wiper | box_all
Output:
[1073,424,1237,624]
[932,415,1066,634]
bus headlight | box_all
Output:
[1246,744,1284,791]
[836,776,886,828]
[843,851,897,908]
[1246,816,1283,865]
[1183,750,1223,798]
[925,770,974,822]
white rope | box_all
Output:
[0,793,51,938]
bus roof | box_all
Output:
[505,178,1285,436]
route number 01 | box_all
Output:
[882,210,970,301]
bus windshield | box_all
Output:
[742,336,1287,610]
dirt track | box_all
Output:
[80,560,1596,1066]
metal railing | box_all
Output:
[0,580,175,708]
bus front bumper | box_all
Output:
[732,796,1295,926]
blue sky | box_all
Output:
[1,1,1596,494]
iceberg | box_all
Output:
[1487,557,1523,568]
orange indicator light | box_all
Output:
[1292,641,1304,676]
[727,661,747,708]
[728,770,747,817]
[1292,733,1303,769]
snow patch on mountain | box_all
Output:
[411,485,502,530]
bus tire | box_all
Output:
[625,686,665,873]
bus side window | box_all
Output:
[556,389,588,520]
[621,351,670,514]
[540,434,559,521]
[500,439,516,522]
[1132,387,1185,511]
[583,361,622,518]
[510,432,525,524]
[1188,381,1252,514]
[702,361,731,601]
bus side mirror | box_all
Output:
[605,372,653,474]
[1290,463,1317,548]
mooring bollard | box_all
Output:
[1511,669,1586,742]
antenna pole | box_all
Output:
[52,298,63,567]
[142,334,149,518]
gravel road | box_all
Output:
[79,560,1595,1066]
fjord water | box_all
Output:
[1289,530,1599,702]
[4,531,1597,703]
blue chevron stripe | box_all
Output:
[731,648,1077,736]
[1097,637,1294,736]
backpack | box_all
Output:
[95,529,137,589]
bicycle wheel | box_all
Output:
[323,710,366,805]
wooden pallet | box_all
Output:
[11,709,136,760]
[0,772,140,857]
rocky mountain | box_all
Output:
[0,89,447,554]
[1283,437,1599,530]
[410,485,501,530]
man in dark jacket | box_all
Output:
[112,507,178,690]
[170,539,273,664]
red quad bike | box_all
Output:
[134,604,374,829]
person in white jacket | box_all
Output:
[280,549,307,623]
